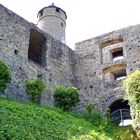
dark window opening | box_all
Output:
[56,8,60,13]
[109,100,129,114]
[28,29,46,66]
[113,69,126,80]
[38,74,42,79]
[61,22,64,27]
[112,50,123,58]
[14,49,19,55]
[90,85,93,89]
[37,9,43,18]
[111,48,123,61]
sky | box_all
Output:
[1,0,140,49]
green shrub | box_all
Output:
[86,103,95,115]
[53,86,79,111]
[123,70,140,138]
[25,78,46,102]
[0,60,12,92]
[83,110,106,128]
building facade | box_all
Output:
[0,4,140,117]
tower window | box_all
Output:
[111,48,123,61]
[56,8,60,13]
[61,22,64,27]
[37,9,43,18]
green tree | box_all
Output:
[0,60,12,92]
[53,86,79,111]
[123,70,140,138]
[25,78,46,102]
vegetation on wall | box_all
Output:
[0,60,11,92]
[123,70,140,138]
[25,78,46,102]
[53,86,79,111]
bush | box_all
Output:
[86,103,95,115]
[25,78,46,102]
[83,111,106,128]
[53,86,79,111]
[0,60,11,92]
[123,70,140,138]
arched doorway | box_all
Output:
[108,99,132,126]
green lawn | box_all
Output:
[0,98,133,140]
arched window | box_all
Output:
[103,64,127,81]
[99,38,123,64]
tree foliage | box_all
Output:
[0,60,12,92]
[53,86,79,111]
[123,70,140,138]
[25,78,46,102]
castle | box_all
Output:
[0,3,139,121]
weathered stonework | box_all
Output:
[75,25,140,113]
[1,4,140,115]
[0,4,75,107]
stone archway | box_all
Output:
[102,95,124,114]
[102,95,131,125]
[109,99,129,114]
[109,99,131,125]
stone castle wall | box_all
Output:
[1,4,140,114]
[0,4,75,107]
[75,25,140,113]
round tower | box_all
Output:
[37,3,67,43]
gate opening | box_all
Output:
[109,99,132,126]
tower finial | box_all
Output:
[52,2,54,6]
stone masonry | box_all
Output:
[1,4,140,114]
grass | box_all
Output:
[0,98,133,140]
